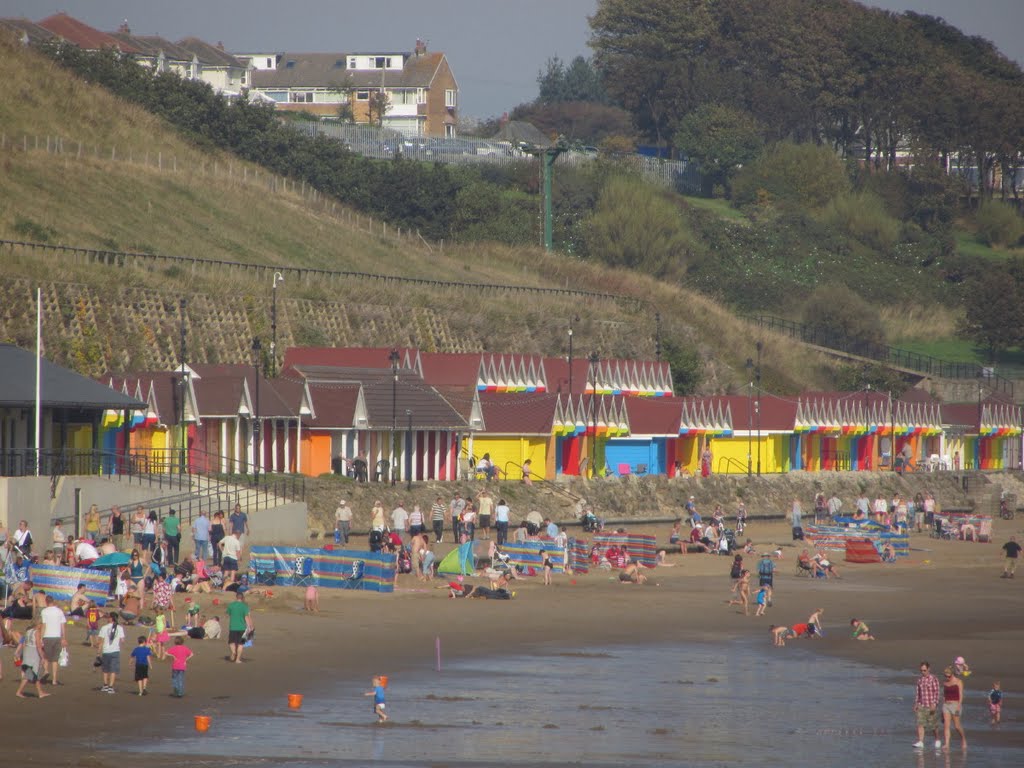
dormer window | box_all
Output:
[374,56,391,69]
[348,56,357,69]
[285,60,296,68]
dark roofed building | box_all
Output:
[0,17,56,45]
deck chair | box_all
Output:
[345,559,365,590]
[293,556,314,587]
[617,463,631,477]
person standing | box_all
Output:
[99,612,125,694]
[494,498,511,546]
[165,637,194,697]
[855,492,870,518]
[191,510,211,562]
[941,667,967,751]
[162,509,181,564]
[913,661,942,750]
[130,635,152,696]
[391,501,409,539]
[229,503,250,548]
[130,506,146,549]
[107,506,125,552]
[757,553,775,593]
[408,504,425,538]
[430,496,446,543]
[39,595,67,687]
[334,499,352,545]
[13,520,33,556]
[449,493,467,543]
[219,531,242,588]
[370,500,386,532]
[700,443,713,477]
[477,489,494,540]
[15,620,51,699]
[210,511,225,567]
[51,520,67,560]
[226,591,252,664]
[1001,535,1021,578]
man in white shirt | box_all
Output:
[391,503,409,536]
[74,538,100,566]
[14,520,33,555]
[39,595,67,686]
[219,532,243,587]
[334,500,352,545]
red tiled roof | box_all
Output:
[623,397,682,435]
[303,381,361,429]
[478,392,557,434]
[419,352,482,388]
[38,13,139,52]
[941,403,979,429]
[725,394,799,432]
[282,347,416,374]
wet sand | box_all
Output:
[4,519,1023,765]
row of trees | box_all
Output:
[590,0,1024,199]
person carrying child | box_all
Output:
[165,636,193,698]
[365,675,389,722]
[130,635,153,696]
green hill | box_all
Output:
[0,34,843,393]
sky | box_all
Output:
[2,0,1022,119]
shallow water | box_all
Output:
[135,640,1020,767]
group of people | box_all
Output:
[791,490,938,533]
[912,659,991,752]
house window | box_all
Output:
[289,91,313,103]
[348,56,357,69]
[265,57,273,68]
[374,56,391,69]
[240,71,247,84]
[445,89,457,108]
[416,88,426,104]
[285,60,296,69]
[355,90,370,101]
[445,124,455,138]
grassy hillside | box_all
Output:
[0,35,841,393]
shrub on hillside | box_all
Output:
[582,176,694,277]
[975,201,1024,247]
[731,142,849,210]
[821,192,901,251]
[801,283,886,354]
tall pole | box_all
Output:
[406,409,413,492]
[655,311,662,362]
[568,319,575,395]
[270,272,284,377]
[889,390,895,472]
[252,338,261,480]
[755,341,762,477]
[34,287,41,476]
[864,383,871,470]
[589,352,599,478]
[389,348,400,486]
[179,298,188,475]
[745,357,753,478]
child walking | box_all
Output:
[151,610,170,660]
[754,586,768,616]
[989,682,1003,724]
[364,675,389,722]
[130,635,152,696]
[164,636,194,698]
[540,550,553,586]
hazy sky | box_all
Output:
[3,1,1022,118]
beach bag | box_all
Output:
[792,526,804,541]
[58,648,70,667]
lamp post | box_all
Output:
[405,409,413,492]
[588,352,599,478]
[568,319,574,395]
[270,271,284,377]
[252,338,261,481]
[178,298,188,475]
[755,341,762,477]
[745,357,753,478]
[889,390,895,472]
[863,383,871,470]
[389,348,400,486]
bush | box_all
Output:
[800,283,886,353]
[732,142,849,210]
[821,192,901,251]
[975,201,1024,247]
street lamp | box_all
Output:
[405,409,413,492]
[863,383,872,470]
[252,338,262,481]
[270,271,284,377]
[389,348,400,486]
[745,357,753,478]
[178,298,188,475]
[588,352,599,478]
[568,318,575,395]
[755,341,762,477]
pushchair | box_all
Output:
[581,511,603,533]
[720,528,738,553]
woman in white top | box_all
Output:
[99,612,126,693]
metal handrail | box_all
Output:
[748,314,1015,397]
[716,456,750,475]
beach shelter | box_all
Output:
[436,540,483,575]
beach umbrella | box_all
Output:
[89,552,131,568]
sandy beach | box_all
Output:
[4,518,1023,765]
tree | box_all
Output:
[537,56,607,104]
[367,90,389,127]
[582,176,694,276]
[674,104,764,194]
[661,337,702,394]
[731,142,849,210]
[510,101,636,145]
[958,265,1024,363]
[801,283,886,355]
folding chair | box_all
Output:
[345,559,365,590]
[293,556,314,587]
[617,463,631,477]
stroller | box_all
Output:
[581,511,603,533]
[720,528,738,553]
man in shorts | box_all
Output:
[225,591,253,664]
[913,661,942,750]
[1001,535,1021,578]
[219,531,243,587]
[39,595,67,686]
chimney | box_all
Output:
[414,38,427,56]
[118,19,130,34]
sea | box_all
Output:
[132,639,1020,767]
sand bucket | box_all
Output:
[194,715,211,733]
[379,675,389,688]
[287,693,304,709]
